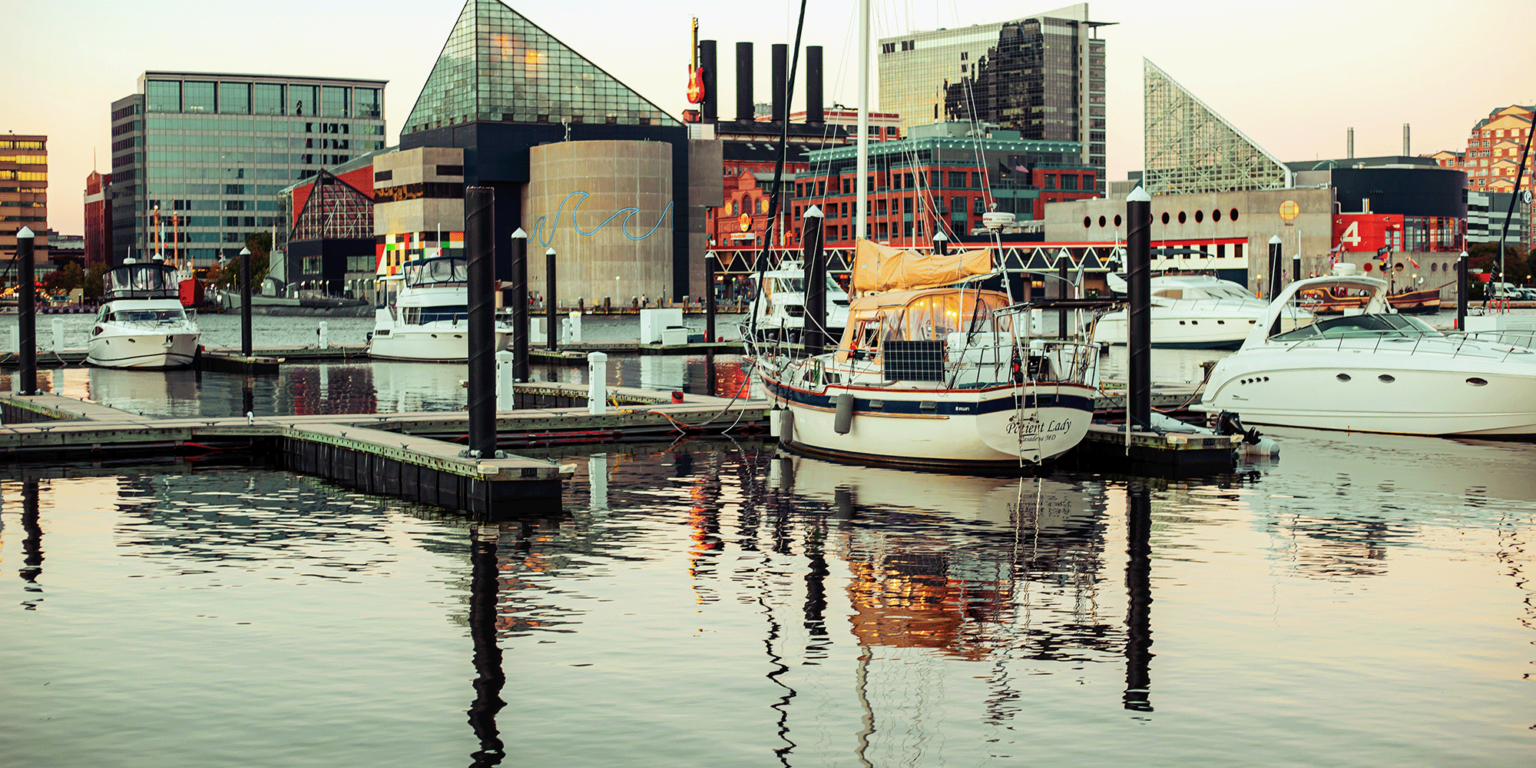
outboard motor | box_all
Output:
[1215,410,1262,445]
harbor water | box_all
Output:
[0,312,1532,766]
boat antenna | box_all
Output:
[746,0,810,350]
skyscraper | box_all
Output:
[109,72,386,267]
[878,3,1109,192]
[1,135,49,282]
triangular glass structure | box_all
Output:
[1143,59,1291,196]
[291,171,373,241]
[404,0,679,135]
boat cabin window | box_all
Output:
[403,257,468,288]
[113,308,186,323]
[841,291,1013,361]
[107,264,179,298]
[1153,289,1184,300]
[401,306,467,325]
[1271,312,1440,342]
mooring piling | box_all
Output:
[16,227,35,395]
[466,188,497,459]
[801,206,826,355]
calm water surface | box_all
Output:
[1,430,1532,766]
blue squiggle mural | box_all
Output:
[532,191,673,248]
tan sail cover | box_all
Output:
[851,239,992,294]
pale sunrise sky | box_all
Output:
[6,0,1534,234]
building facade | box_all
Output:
[109,71,386,268]
[84,171,112,270]
[787,124,1096,251]
[878,3,1108,192]
[1428,105,1534,249]
[1468,190,1529,245]
[372,147,465,277]
[1,135,49,282]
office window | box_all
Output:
[253,83,284,115]
[1062,175,1078,191]
[184,82,216,113]
[355,88,381,119]
[219,82,250,114]
[973,197,985,215]
[290,85,317,117]
[147,80,180,112]
[322,86,349,117]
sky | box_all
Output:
[6,0,1535,235]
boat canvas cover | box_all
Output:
[851,239,991,295]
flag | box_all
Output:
[1409,256,1420,269]
[1376,245,1390,261]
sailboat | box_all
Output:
[748,1,1097,468]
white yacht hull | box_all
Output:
[1094,307,1311,349]
[369,324,512,362]
[764,378,1096,468]
[1197,351,1536,436]
[86,332,199,369]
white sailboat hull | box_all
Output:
[369,323,513,362]
[764,378,1096,468]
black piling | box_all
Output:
[1266,236,1282,300]
[544,247,557,351]
[1292,253,1302,285]
[16,227,35,395]
[466,187,497,459]
[933,231,949,256]
[801,206,826,355]
[705,251,717,342]
[1057,255,1070,340]
[510,231,530,382]
[1123,481,1154,712]
[240,246,253,357]
[1126,188,1152,431]
[1456,250,1469,330]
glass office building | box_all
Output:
[110,71,387,267]
[878,3,1109,192]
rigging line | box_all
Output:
[746,0,811,353]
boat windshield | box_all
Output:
[1271,312,1439,342]
[107,264,179,298]
[110,309,185,323]
[403,257,468,288]
[842,290,1013,359]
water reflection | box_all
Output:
[467,524,506,766]
[19,479,42,609]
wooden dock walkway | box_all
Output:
[0,383,770,516]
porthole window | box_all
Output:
[1083,216,1091,228]
[1378,374,1395,383]
[1363,263,1374,272]
[1230,208,1240,222]
[1467,377,1488,386]
[1161,212,1170,225]
[1098,215,1107,227]
[1431,262,1438,272]
[1114,214,1123,227]
[1195,210,1204,223]
[1213,209,1222,222]
[1336,373,1352,382]
[1178,211,1187,224]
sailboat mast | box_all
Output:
[855,0,870,241]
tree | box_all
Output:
[1467,242,1529,285]
[211,232,273,290]
[83,263,106,301]
[43,261,84,294]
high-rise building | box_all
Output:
[1,135,49,282]
[878,3,1110,192]
[109,71,387,268]
[85,170,113,270]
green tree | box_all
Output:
[211,233,273,290]
[43,261,84,294]
[1467,242,1529,285]
[83,263,106,301]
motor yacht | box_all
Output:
[370,255,515,361]
[756,241,1098,468]
[1194,267,1536,436]
[1093,273,1313,349]
[86,259,201,369]
[748,259,850,343]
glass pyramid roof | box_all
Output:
[1143,59,1290,195]
[404,0,679,134]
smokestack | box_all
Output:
[771,44,787,123]
[806,46,824,124]
[1403,123,1411,156]
[1347,127,1354,160]
[735,42,754,122]
[699,40,717,122]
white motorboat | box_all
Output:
[1194,267,1536,436]
[370,255,517,361]
[756,241,1099,469]
[748,259,850,343]
[87,259,200,369]
[1093,273,1314,349]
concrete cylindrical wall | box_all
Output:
[525,141,675,307]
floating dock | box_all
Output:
[0,383,770,516]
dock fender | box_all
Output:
[833,393,855,435]
[770,407,794,443]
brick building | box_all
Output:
[1,135,49,282]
